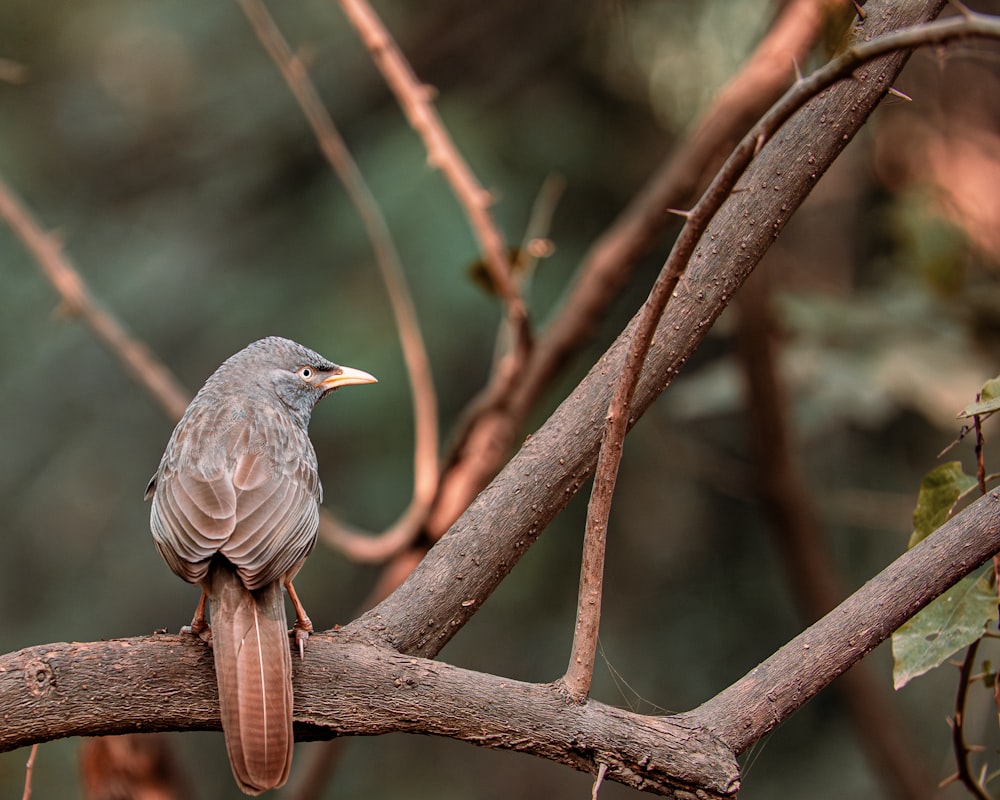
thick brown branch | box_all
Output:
[0,635,738,799]
[685,489,1000,752]
[5,480,1000,796]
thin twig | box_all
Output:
[0,173,190,421]
[517,174,564,284]
[21,744,38,800]
[974,407,987,495]
[469,175,563,411]
[562,6,1000,700]
[337,0,530,348]
[953,640,992,800]
[237,0,439,562]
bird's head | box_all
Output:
[210,336,377,425]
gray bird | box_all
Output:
[145,336,376,795]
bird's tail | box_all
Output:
[207,562,294,795]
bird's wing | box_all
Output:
[150,403,321,589]
[150,460,238,584]
[149,402,241,582]
[220,408,321,590]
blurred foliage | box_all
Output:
[3,1,1000,798]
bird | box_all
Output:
[145,336,376,795]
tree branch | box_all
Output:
[337,0,529,346]
[686,489,1000,752]
[0,174,191,421]
[5,484,1000,796]
[0,635,738,799]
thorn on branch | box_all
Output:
[938,771,959,788]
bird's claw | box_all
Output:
[180,622,213,646]
[292,624,312,659]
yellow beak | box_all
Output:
[318,364,378,390]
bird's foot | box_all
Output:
[181,620,213,646]
[181,590,212,644]
[285,580,313,658]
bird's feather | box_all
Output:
[208,562,293,795]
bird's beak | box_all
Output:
[318,364,378,391]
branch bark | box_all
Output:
[0,635,739,799]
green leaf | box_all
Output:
[909,462,976,548]
[891,568,997,690]
[957,375,1000,418]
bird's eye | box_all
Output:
[298,367,313,380]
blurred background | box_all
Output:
[3,0,1000,797]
